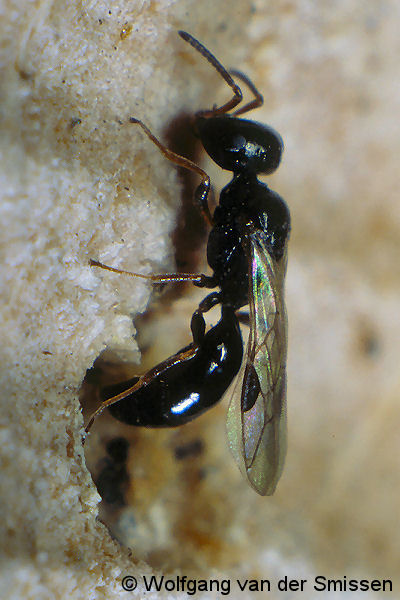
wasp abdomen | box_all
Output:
[106,307,243,427]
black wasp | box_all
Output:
[85,31,290,496]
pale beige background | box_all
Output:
[1,0,399,598]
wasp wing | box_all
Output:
[227,230,288,495]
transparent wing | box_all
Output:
[227,231,288,495]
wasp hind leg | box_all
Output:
[84,288,223,438]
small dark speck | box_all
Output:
[362,333,380,358]
[355,321,381,359]
[108,9,112,14]
[174,438,204,460]
[69,117,81,129]
[106,437,129,463]
[95,460,128,505]
[95,437,129,505]
[197,467,207,480]
[17,68,32,80]
[124,187,129,191]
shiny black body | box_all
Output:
[206,143,289,309]
[107,305,243,426]
[104,114,289,428]
[94,32,290,432]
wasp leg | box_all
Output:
[129,117,213,225]
[236,310,250,327]
[84,284,220,439]
[104,305,243,428]
[89,258,220,287]
[84,289,223,438]
[190,291,222,344]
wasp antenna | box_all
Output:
[178,30,242,116]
